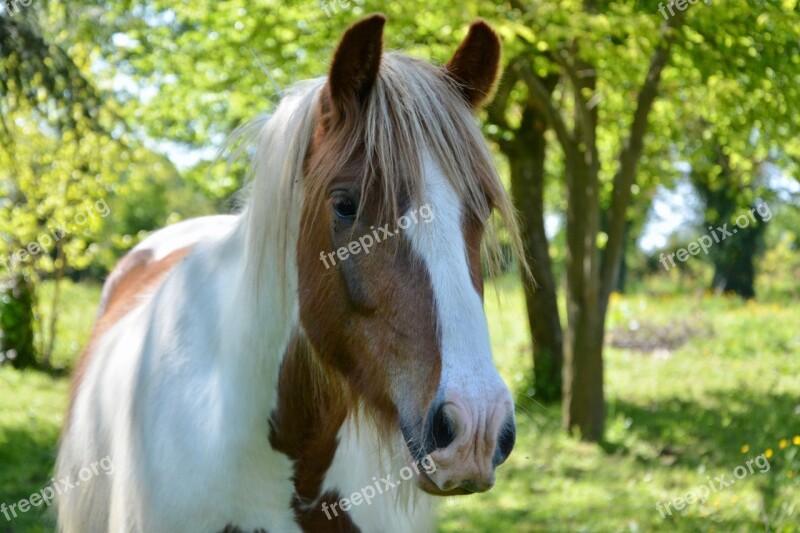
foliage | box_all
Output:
[0,2,218,365]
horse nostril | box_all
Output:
[494,417,516,466]
[426,403,457,451]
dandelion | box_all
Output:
[779,438,789,449]
[793,435,800,446]
[765,448,773,459]
[741,444,750,453]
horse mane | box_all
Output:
[240,51,527,301]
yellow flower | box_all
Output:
[741,444,750,453]
[779,438,789,449]
[794,435,800,446]
[765,448,774,459]
[788,471,795,479]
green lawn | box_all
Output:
[441,286,800,532]
[1,278,798,532]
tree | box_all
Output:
[1,7,109,366]
[0,275,35,368]
[690,140,770,298]
[61,0,800,441]
[666,0,800,298]
[486,0,799,440]
[481,1,686,439]
[487,69,563,403]
[0,3,180,367]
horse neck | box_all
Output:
[208,205,301,426]
[270,330,428,531]
[227,203,431,529]
[269,329,351,501]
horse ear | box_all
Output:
[328,14,386,114]
[445,20,502,109]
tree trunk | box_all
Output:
[608,217,631,294]
[0,274,37,369]
[562,295,605,440]
[711,232,761,298]
[508,10,682,441]
[556,33,606,439]
[693,145,766,299]
[562,128,605,441]
[703,193,766,299]
[42,230,66,366]
[508,103,563,403]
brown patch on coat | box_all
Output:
[269,330,349,500]
[67,246,192,419]
[94,247,191,339]
[268,331,362,532]
[297,123,443,439]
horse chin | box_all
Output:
[413,469,476,496]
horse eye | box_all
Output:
[332,195,358,219]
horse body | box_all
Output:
[59,215,295,531]
[58,15,520,532]
[60,211,437,532]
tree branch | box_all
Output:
[550,47,596,154]
[513,59,577,159]
[600,13,687,311]
[485,55,524,150]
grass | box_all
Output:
[34,280,102,371]
[1,278,798,532]
[440,286,800,532]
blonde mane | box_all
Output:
[241,52,526,298]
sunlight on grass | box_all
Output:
[1,279,798,532]
[35,279,101,370]
[436,278,800,532]
[0,368,68,531]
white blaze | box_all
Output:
[406,153,507,405]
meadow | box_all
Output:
[0,278,798,532]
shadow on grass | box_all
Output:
[2,373,793,532]
[1,361,72,379]
[608,389,799,470]
[0,427,59,532]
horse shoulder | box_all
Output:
[69,215,237,417]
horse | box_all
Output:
[56,14,525,533]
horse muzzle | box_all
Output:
[413,388,516,495]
